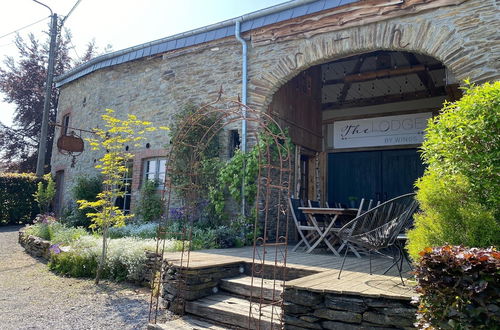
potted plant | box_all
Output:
[348,196,358,208]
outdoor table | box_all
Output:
[298,207,358,256]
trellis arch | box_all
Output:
[149,91,292,329]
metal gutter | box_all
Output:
[235,20,248,215]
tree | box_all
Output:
[77,109,168,284]
[0,22,98,173]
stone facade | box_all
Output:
[283,288,416,329]
[52,0,499,211]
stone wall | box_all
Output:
[52,0,499,211]
[247,0,499,111]
[51,39,243,208]
[283,288,416,329]
[161,261,244,314]
[18,229,51,260]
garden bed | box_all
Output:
[17,223,172,286]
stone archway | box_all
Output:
[249,16,496,112]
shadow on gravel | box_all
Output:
[0,225,24,232]
[90,284,150,326]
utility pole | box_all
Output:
[35,1,58,176]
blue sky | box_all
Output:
[0,0,286,126]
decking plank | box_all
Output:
[162,246,416,300]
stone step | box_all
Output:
[219,275,283,301]
[185,293,282,330]
[148,315,231,330]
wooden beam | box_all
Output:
[403,53,438,96]
[346,65,426,83]
[337,54,368,103]
[322,87,447,110]
[323,64,444,86]
[251,0,468,47]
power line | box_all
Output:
[61,0,83,25]
[0,16,50,41]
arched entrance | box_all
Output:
[149,94,292,329]
[265,49,460,209]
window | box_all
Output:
[61,114,70,136]
[115,162,133,214]
[143,158,166,187]
[229,129,240,158]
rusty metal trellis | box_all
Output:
[148,90,292,329]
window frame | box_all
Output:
[115,162,133,214]
[143,157,167,189]
[61,114,70,136]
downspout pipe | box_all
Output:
[235,20,247,216]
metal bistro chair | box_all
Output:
[289,198,321,252]
[336,193,418,284]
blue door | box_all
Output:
[328,149,424,207]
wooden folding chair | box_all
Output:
[289,198,320,252]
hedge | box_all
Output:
[0,173,42,225]
[414,245,500,329]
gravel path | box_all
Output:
[0,226,152,329]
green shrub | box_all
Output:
[24,221,87,244]
[106,221,250,251]
[414,245,500,329]
[49,223,87,245]
[49,236,181,282]
[61,176,102,228]
[0,173,41,225]
[108,222,158,239]
[407,172,499,259]
[407,82,500,260]
[420,81,499,214]
[34,174,56,214]
[24,223,50,240]
[50,250,98,278]
[135,180,163,222]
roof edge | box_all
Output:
[55,0,319,86]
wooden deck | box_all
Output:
[162,246,415,300]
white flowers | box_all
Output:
[66,235,179,281]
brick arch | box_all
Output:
[249,19,467,111]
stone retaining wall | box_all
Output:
[18,229,51,260]
[161,261,244,314]
[283,288,416,329]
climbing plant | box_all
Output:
[168,104,223,223]
[209,124,292,218]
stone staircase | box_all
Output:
[183,275,283,329]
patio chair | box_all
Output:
[289,198,321,252]
[336,193,418,283]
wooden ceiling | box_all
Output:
[321,51,448,110]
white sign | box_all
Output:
[330,112,432,149]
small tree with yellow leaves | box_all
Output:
[77,109,168,284]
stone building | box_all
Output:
[51,0,499,215]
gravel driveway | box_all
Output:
[0,226,152,329]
